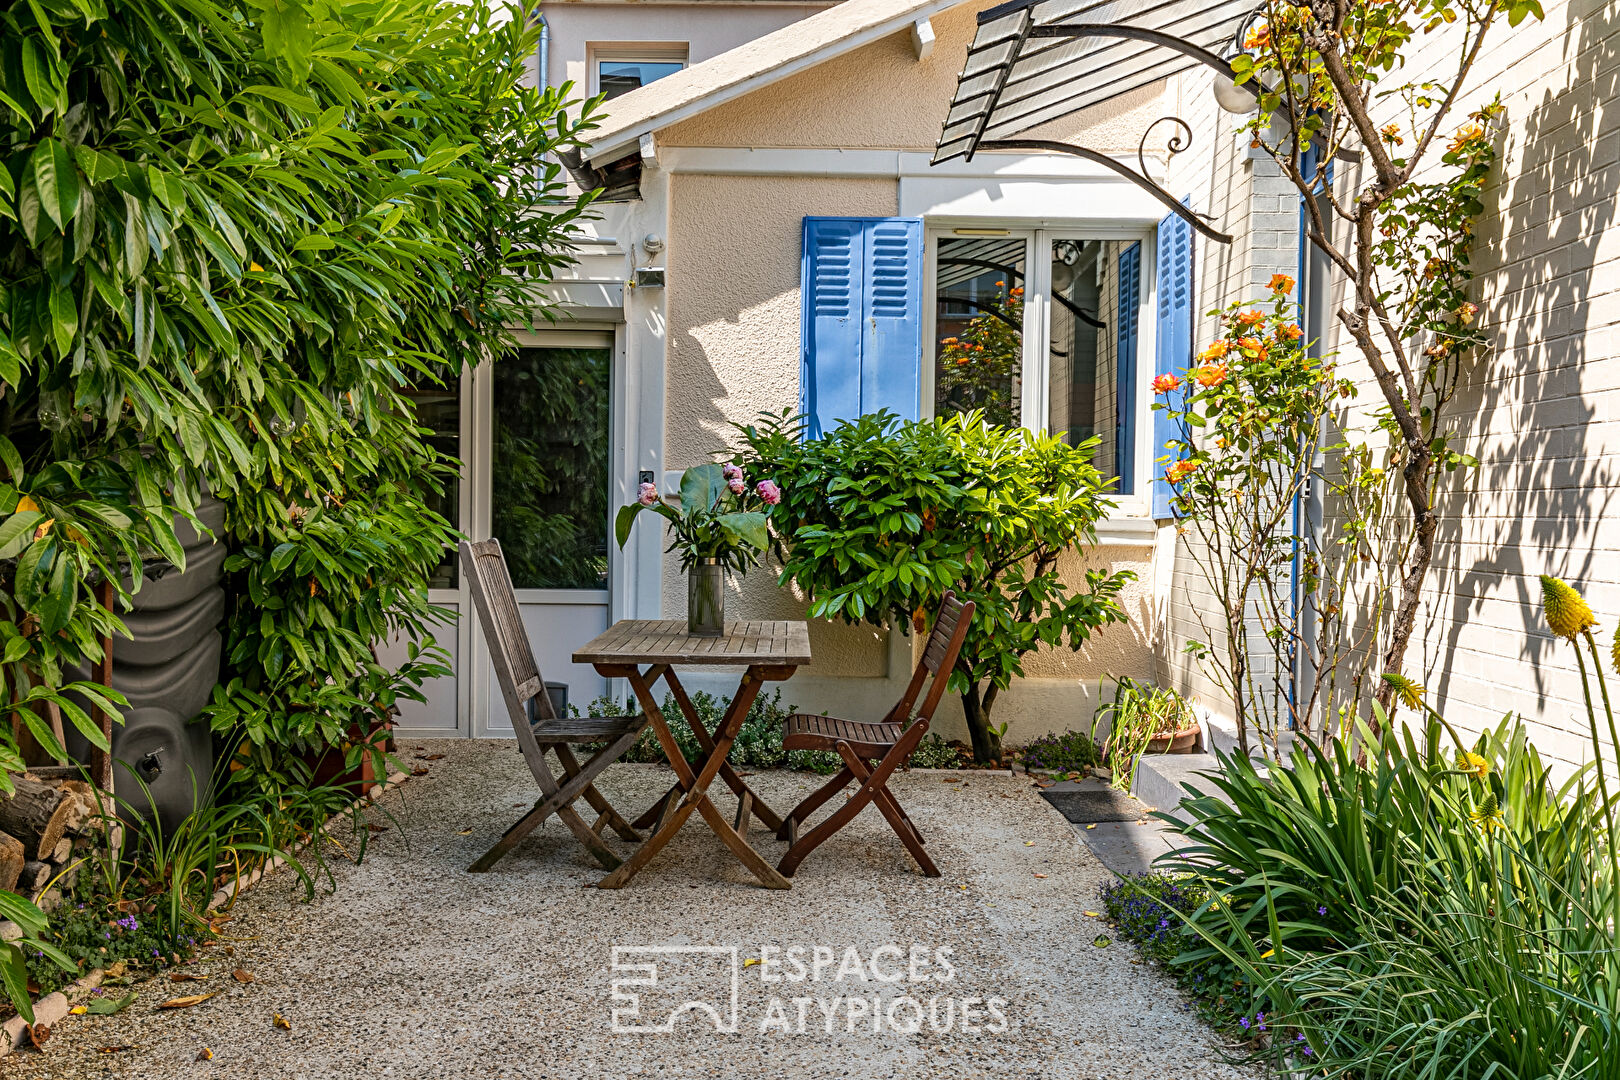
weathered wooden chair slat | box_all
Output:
[573,618,809,889]
[459,539,650,873]
[775,592,975,879]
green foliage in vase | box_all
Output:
[1090,676,1196,792]
[616,463,771,574]
[740,410,1132,765]
[0,0,601,782]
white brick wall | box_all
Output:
[1155,0,1620,778]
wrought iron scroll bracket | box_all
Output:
[982,135,1232,244]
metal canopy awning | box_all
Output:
[934,0,1262,243]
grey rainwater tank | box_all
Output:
[65,497,227,832]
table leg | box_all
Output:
[597,667,790,890]
[662,669,786,834]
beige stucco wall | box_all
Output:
[655,4,1167,741]
[661,0,1175,153]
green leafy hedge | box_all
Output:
[0,0,600,783]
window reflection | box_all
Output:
[598,60,685,100]
[492,346,611,590]
[1048,239,1137,495]
[933,236,1026,427]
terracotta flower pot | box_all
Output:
[1145,724,1201,755]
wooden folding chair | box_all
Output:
[459,539,650,873]
[776,592,975,878]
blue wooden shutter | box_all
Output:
[1151,208,1194,518]
[801,217,864,439]
[860,218,923,421]
[802,217,923,437]
[1114,242,1141,496]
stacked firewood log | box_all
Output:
[0,775,120,929]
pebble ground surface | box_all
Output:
[14,740,1255,1080]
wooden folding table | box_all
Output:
[573,619,811,889]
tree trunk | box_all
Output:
[0,778,72,860]
[1371,445,1438,727]
[961,684,1003,765]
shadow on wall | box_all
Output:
[1424,0,1620,723]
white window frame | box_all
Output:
[922,224,1156,521]
[587,43,689,98]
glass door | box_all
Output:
[475,330,616,735]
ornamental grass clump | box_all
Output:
[1157,577,1620,1076]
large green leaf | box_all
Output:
[31,138,78,230]
[680,464,724,514]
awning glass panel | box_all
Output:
[935,0,1259,163]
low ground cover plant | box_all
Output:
[1015,730,1100,774]
[582,690,964,772]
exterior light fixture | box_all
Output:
[1213,48,1257,114]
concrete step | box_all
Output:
[1130,752,1228,815]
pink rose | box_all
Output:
[722,463,743,481]
[756,479,781,506]
[637,482,658,506]
[728,477,745,495]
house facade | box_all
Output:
[391,0,1619,779]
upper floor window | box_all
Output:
[592,46,688,100]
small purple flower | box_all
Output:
[722,463,743,481]
[1318,905,1327,915]
[1295,1033,1307,1042]
[637,482,658,506]
[756,480,781,505]
[1239,1016,1251,1030]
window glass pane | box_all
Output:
[598,60,684,100]
[492,346,611,590]
[402,382,460,589]
[933,236,1025,427]
[1048,239,1131,494]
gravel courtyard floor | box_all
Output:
[16,740,1252,1080]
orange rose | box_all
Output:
[1194,363,1230,388]
[1268,274,1294,294]
[1236,309,1265,327]
[1199,339,1230,361]
[1279,323,1303,341]
[1166,460,1199,484]
[1152,373,1182,395]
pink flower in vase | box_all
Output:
[722,462,744,481]
[756,479,782,505]
[637,482,659,506]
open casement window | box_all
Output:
[800,217,924,439]
[1151,208,1195,519]
[930,231,1147,498]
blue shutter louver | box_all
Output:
[1151,207,1194,519]
[1115,242,1141,496]
[801,216,923,438]
[860,218,923,422]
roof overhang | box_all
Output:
[934,0,1264,242]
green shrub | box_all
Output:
[581,690,963,773]
[0,0,600,789]
[1015,730,1100,773]
[739,410,1132,764]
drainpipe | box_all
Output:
[538,15,548,91]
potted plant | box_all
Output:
[1090,676,1200,792]
[615,463,775,635]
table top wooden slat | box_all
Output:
[574,619,812,667]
